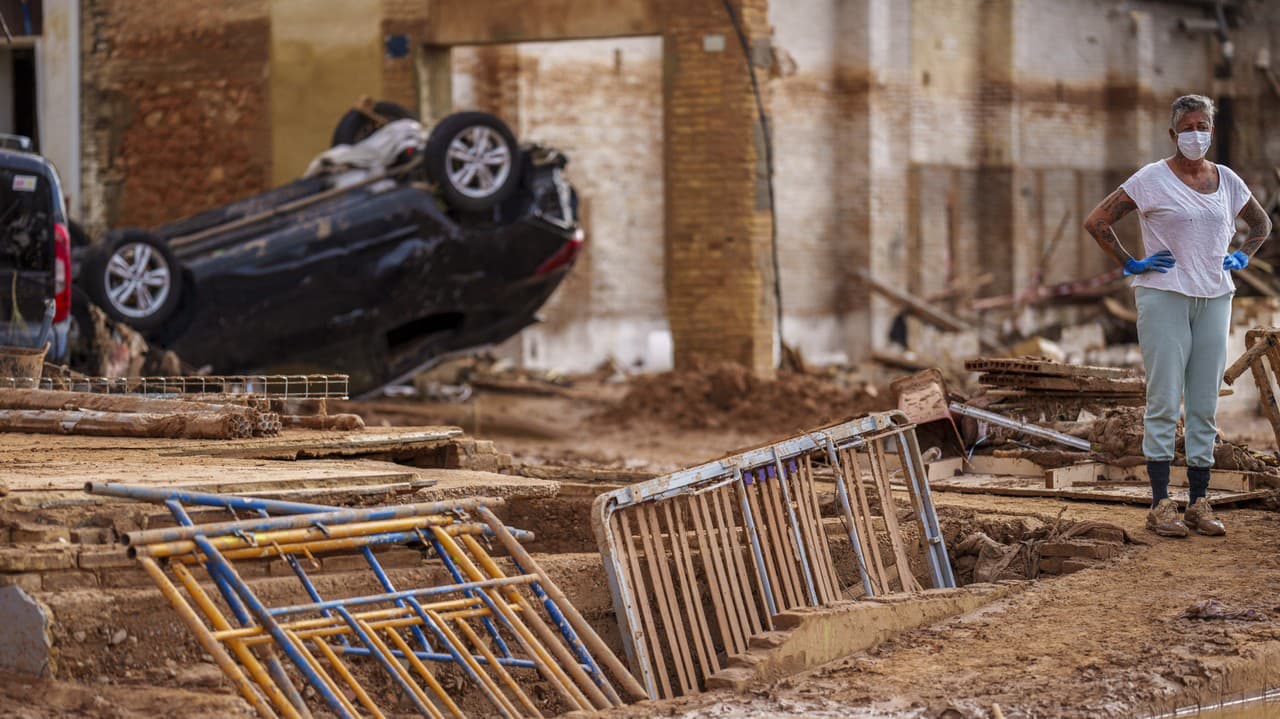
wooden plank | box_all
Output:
[665,501,719,683]
[868,438,923,594]
[616,510,669,699]
[760,468,805,609]
[654,503,703,691]
[1100,464,1257,492]
[927,456,964,482]
[967,455,1045,478]
[165,428,462,459]
[686,493,738,659]
[716,486,768,632]
[964,357,1136,379]
[1045,462,1105,489]
[803,456,843,602]
[1224,333,1276,385]
[976,373,1144,394]
[635,505,692,696]
[931,473,1264,507]
[856,269,999,350]
[843,448,889,595]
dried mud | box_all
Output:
[601,359,890,434]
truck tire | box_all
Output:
[84,229,183,332]
[425,111,523,213]
[331,101,417,147]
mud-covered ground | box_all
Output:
[5,366,1280,718]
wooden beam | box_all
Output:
[425,0,662,45]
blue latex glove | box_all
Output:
[1223,250,1250,271]
[1123,250,1176,276]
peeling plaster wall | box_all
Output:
[456,38,670,372]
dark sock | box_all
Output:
[1188,466,1211,506]
[1148,460,1171,509]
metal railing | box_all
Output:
[591,411,955,700]
[87,482,645,718]
[2,374,349,399]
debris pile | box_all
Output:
[604,358,890,433]
[952,517,1135,584]
[966,357,1143,411]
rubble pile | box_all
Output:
[951,516,1135,584]
[604,358,891,433]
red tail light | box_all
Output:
[53,223,71,323]
[536,227,586,275]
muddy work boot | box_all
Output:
[1184,498,1226,536]
[1146,498,1189,537]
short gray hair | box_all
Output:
[1171,94,1215,128]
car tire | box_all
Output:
[331,100,417,147]
[425,111,523,213]
[84,229,183,332]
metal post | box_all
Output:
[771,449,819,606]
[731,466,777,617]
[819,435,875,597]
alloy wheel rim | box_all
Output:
[446,126,512,199]
[105,242,171,319]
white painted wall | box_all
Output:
[36,0,80,216]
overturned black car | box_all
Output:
[79,108,583,396]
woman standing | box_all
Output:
[1084,94,1272,538]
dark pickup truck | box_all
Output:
[79,109,584,396]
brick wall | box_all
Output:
[80,0,272,233]
[662,0,775,375]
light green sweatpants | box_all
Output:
[1135,287,1232,468]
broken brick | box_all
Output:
[0,548,75,572]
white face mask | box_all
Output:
[1177,130,1212,160]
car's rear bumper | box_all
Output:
[0,318,70,363]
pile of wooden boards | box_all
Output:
[0,389,363,440]
[965,357,1144,407]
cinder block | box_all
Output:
[70,528,114,546]
[41,571,101,591]
[10,523,71,545]
[97,568,152,589]
[0,548,75,573]
[0,573,42,592]
[78,549,133,570]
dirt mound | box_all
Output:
[603,359,891,433]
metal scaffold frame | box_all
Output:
[87,483,645,718]
[591,411,955,700]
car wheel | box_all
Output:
[85,229,183,332]
[331,100,417,147]
[425,111,523,212]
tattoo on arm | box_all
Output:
[1238,196,1273,257]
[1085,188,1138,267]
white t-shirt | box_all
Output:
[1120,160,1252,298]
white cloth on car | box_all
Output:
[304,119,428,179]
[1121,159,1252,298]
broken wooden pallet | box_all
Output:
[1223,328,1280,449]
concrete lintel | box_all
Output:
[424,0,662,45]
[0,586,53,677]
[705,584,1023,691]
